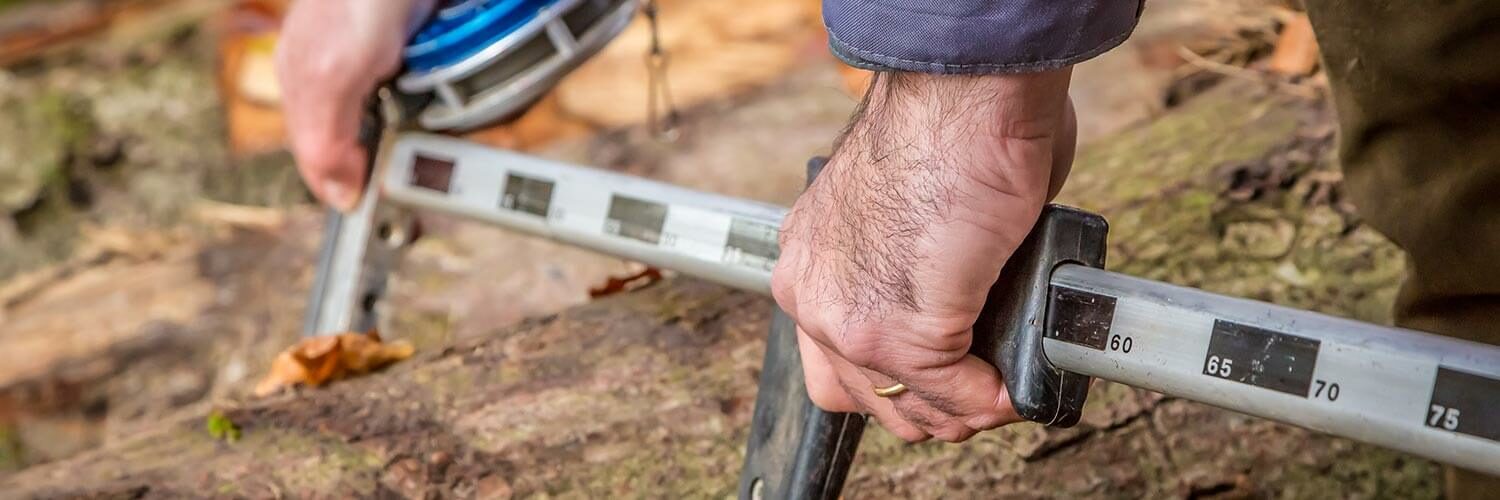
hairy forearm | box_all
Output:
[848,71,1074,157]
[773,70,1079,442]
[833,70,1074,232]
[800,70,1074,318]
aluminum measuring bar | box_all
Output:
[379,132,1500,474]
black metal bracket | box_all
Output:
[737,158,865,500]
[736,310,866,500]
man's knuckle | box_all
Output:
[792,313,837,345]
[963,411,1007,431]
[301,49,370,86]
[294,142,339,173]
[301,53,340,81]
[933,424,976,443]
[885,422,929,443]
[769,268,797,305]
[827,322,881,366]
[805,382,848,412]
[970,394,1029,429]
[776,220,799,248]
[834,322,912,373]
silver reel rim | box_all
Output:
[399,0,640,131]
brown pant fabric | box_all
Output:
[1305,1,1500,496]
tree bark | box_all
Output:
[1,80,1438,499]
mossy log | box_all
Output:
[0,80,1437,499]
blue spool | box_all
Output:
[397,0,638,130]
[404,0,560,73]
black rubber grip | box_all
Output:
[970,205,1108,426]
[738,158,1110,500]
[737,158,866,500]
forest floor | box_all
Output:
[0,0,1437,498]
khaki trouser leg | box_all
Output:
[1305,1,1500,497]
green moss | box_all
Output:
[206,411,242,443]
[1270,443,1439,499]
[0,87,97,279]
[0,90,87,211]
[237,431,383,496]
[413,362,481,404]
[0,423,25,472]
[0,24,232,281]
[200,151,312,208]
[837,81,1429,495]
[388,309,455,354]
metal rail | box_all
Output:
[367,132,1500,474]
[1045,265,1500,474]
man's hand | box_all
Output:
[275,0,433,211]
[771,69,1076,442]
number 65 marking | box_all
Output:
[1204,355,1233,378]
[1428,404,1460,431]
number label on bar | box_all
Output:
[1046,287,1117,351]
[500,173,555,218]
[724,218,779,271]
[1202,320,1319,397]
[411,153,456,193]
[605,195,668,244]
[1427,367,1500,442]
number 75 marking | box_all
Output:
[1428,404,1461,431]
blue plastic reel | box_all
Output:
[405,0,557,73]
[397,0,639,131]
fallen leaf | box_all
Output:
[588,267,663,298]
[215,0,289,157]
[253,330,415,397]
[235,33,281,105]
[1267,13,1318,76]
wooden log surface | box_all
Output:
[0,1,1436,495]
[0,77,1439,497]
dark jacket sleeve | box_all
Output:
[824,0,1144,74]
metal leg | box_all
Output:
[737,309,865,500]
[737,157,865,500]
[302,96,417,337]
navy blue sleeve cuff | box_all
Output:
[824,0,1144,74]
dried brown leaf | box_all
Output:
[588,268,663,298]
[253,330,415,397]
[1267,14,1319,76]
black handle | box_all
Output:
[737,158,1110,499]
[738,158,866,500]
[970,205,1108,426]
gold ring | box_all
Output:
[873,383,907,398]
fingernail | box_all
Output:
[322,180,358,212]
